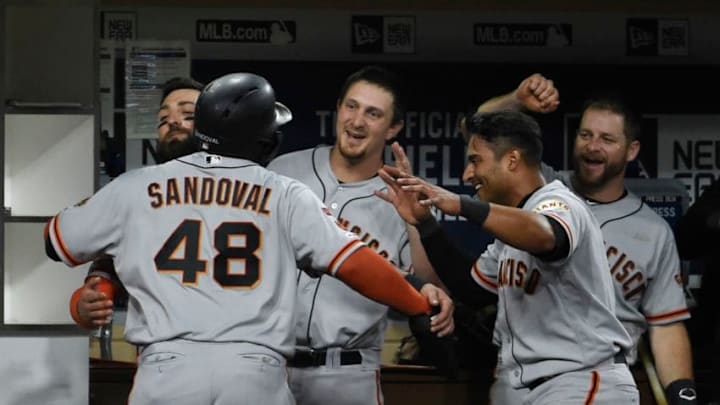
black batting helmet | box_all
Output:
[194,73,292,164]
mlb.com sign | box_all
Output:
[196,20,296,44]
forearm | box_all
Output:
[468,199,556,255]
[476,91,522,113]
[406,224,444,287]
[416,218,496,308]
[335,246,431,316]
[649,323,694,386]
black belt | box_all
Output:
[287,349,362,368]
[526,352,626,391]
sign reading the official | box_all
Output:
[351,15,415,54]
[196,20,296,44]
[474,23,572,47]
[626,19,689,56]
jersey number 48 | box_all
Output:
[154,219,261,288]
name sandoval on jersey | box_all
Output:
[147,176,272,213]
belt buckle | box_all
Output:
[309,349,326,366]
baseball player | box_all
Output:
[45,73,435,405]
[675,178,720,405]
[479,75,696,405]
[377,110,638,404]
[68,77,205,329]
[268,65,454,405]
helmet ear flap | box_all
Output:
[257,131,282,166]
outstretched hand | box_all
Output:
[386,169,462,216]
[516,73,560,113]
[376,164,431,225]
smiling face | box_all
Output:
[572,107,639,191]
[462,135,511,205]
[334,80,402,163]
[156,88,200,162]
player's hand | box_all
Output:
[420,284,454,337]
[390,141,413,175]
[76,277,114,327]
[376,165,432,225]
[515,73,560,114]
[392,173,462,216]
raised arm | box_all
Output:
[477,73,559,114]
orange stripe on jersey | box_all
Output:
[544,212,574,250]
[472,262,498,291]
[328,239,363,274]
[52,215,82,266]
[646,308,690,323]
[583,371,600,405]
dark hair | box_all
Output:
[464,111,543,167]
[337,65,406,125]
[160,77,205,105]
[580,95,641,142]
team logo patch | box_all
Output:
[532,199,570,213]
[674,274,683,285]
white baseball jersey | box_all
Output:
[268,145,411,351]
[47,151,364,357]
[473,180,632,388]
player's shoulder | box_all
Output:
[624,190,675,234]
[265,169,317,198]
[268,145,331,174]
[102,163,165,188]
[530,180,584,208]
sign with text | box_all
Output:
[657,115,720,203]
[351,15,415,54]
[626,18,689,56]
[474,23,572,47]
[196,20,296,44]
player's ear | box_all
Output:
[505,148,521,171]
[626,139,640,163]
[385,119,404,141]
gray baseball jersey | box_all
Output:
[544,167,690,363]
[47,151,364,357]
[268,145,410,405]
[268,145,412,351]
[473,180,632,388]
[583,189,690,363]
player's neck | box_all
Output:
[571,174,625,203]
[329,147,382,183]
[507,169,546,207]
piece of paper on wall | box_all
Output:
[125,40,191,140]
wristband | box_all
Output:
[404,273,426,291]
[666,379,697,405]
[416,217,441,238]
[459,195,490,226]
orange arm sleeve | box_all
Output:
[335,246,431,316]
[69,278,117,330]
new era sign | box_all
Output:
[351,15,415,54]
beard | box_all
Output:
[157,134,197,163]
[572,153,626,192]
